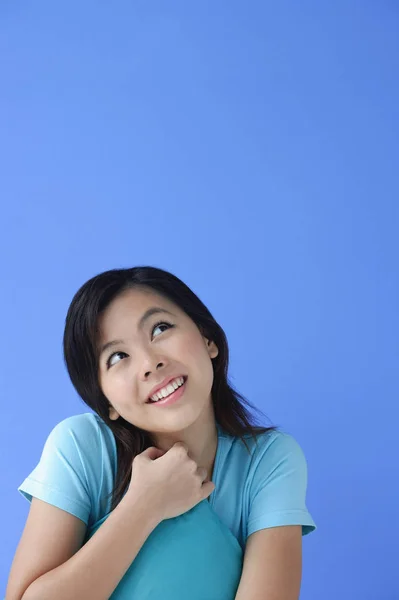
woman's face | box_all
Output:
[96,287,219,435]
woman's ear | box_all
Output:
[109,406,120,420]
[206,338,219,360]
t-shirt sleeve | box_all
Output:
[17,416,93,526]
[247,432,316,539]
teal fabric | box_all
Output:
[86,499,243,599]
[17,412,316,596]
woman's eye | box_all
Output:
[152,321,173,337]
[106,322,173,369]
[106,351,127,369]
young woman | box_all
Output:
[6,265,316,600]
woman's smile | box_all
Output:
[147,376,188,407]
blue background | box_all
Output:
[1,2,398,598]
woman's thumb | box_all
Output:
[140,446,167,460]
[201,480,215,498]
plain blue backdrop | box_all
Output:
[1,2,398,598]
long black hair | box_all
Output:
[63,265,276,512]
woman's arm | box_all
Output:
[234,525,302,600]
[7,490,160,600]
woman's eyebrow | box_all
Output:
[99,307,175,359]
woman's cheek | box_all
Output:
[177,333,203,358]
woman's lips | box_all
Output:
[147,377,187,407]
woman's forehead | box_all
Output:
[97,289,183,334]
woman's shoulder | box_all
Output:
[221,425,307,471]
[49,411,112,439]
[44,411,117,466]
[18,412,117,528]
[248,427,306,459]
[240,428,309,487]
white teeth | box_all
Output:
[150,376,184,402]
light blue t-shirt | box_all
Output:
[18,412,316,550]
